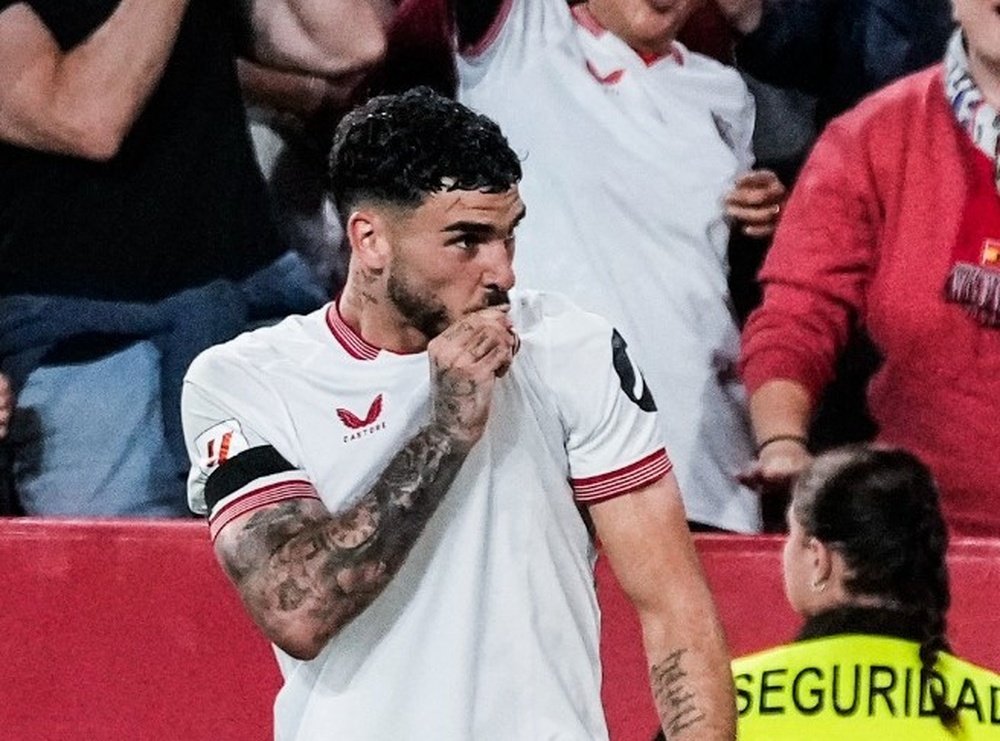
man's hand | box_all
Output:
[713,0,763,34]
[428,308,516,447]
[738,438,812,495]
[725,169,787,239]
[0,373,12,439]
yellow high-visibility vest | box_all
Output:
[732,634,1000,740]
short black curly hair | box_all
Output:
[329,87,522,223]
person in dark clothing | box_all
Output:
[0,0,392,515]
[730,0,954,129]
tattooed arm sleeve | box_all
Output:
[186,309,513,661]
[590,475,736,739]
[212,423,469,660]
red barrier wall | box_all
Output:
[2,519,997,740]
[0,519,279,741]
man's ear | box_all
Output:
[346,209,390,271]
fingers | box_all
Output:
[431,309,516,377]
[427,310,517,445]
[726,169,787,239]
[726,169,786,208]
[731,168,780,190]
[738,442,812,495]
[725,202,780,226]
[726,203,780,239]
[0,374,12,440]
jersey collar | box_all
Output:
[570,3,684,67]
[326,298,381,361]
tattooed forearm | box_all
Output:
[651,649,707,738]
[219,422,470,659]
[217,309,510,659]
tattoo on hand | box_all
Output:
[651,649,706,738]
[431,367,482,438]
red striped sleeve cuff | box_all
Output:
[570,448,673,505]
[208,472,321,542]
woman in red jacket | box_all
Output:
[740,1,1000,536]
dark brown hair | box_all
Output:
[792,445,958,731]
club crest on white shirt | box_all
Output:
[194,419,250,474]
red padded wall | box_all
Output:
[2,520,997,740]
[0,519,280,740]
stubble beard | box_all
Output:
[386,266,451,340]
[385,260,511,340]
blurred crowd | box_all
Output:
[3,0,988,534]
[3,0,1000,736]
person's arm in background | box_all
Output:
[0,0,189,160]
[237,58,364,124]
[739,379,812,492]
[0,373,12,440]
[739,117,881,492]
[591,475,735,740]
[245,0,394,80]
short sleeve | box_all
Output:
[182,351,320,541]
[533,297,672,505]
[8,0,118,49]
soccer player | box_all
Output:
[182,87,734,740]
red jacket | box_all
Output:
[741,66,1000,536]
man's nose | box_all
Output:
[482,239,516,291]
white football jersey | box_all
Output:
[458,0,761,531]
[182,290,670,741]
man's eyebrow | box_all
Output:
[441,221,496,235]
[441,207,527,235]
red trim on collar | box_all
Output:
[571,3,605,36]
[570,3,683,67]
[326,299,380,361]
[636,49,662,66]
[638,46,684,67]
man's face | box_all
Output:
[588,0,704,55]
[954,0,1000,68]
[381,186,525,339]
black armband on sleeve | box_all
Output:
[204,445,295,512]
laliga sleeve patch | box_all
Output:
[611,329,657,412]
[194,419,251,477]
